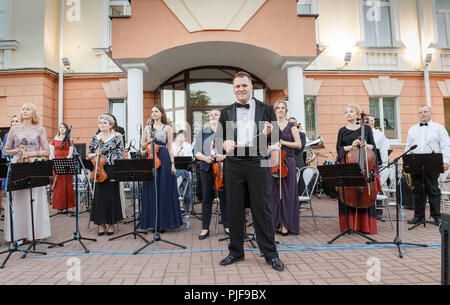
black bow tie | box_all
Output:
[236,103,250,110]
[420,123,428,127]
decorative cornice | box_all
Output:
[362,76,404,97]
[102,78,128,99]
[0,40,19,50]
[437,79,450,97]
[122,63,148,72]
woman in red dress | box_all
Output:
[49,123,75,211]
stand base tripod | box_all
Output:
[48,232,96,253]
[21,239,63,258]
[133,232,187,254]
[0,241,46,269]
[408,219,437,231]
[50,210,75,217]
[367,236,427,258]
[328,227,377,245]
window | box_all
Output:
[109,99,127,140]
[297,0,312,15]
[162,82,186,131]
[435,0,450,48]
[304,96,317,140]
[361,0,395,47]
[369,97,400,141]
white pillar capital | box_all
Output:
[281,60,309,70]
[123,62,149,72]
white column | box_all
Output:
[124,63,148,147]
[282,61,307,127]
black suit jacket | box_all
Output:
[215,98,279,158]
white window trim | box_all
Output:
[358,0,402,48]
[371,96,402,143]
[108,98,128,141]
[432,0,450,49]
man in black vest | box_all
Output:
[215,71,284,271]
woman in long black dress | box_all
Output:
[336,104,379,235]
[88,114,124,236]
[269,100,302,236]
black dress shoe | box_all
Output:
[98,231,105,236]
[266,257,284,272]
[219,254,244,266]
[433,217,442,226]
[407,217,424,225]
[198,230,209,240]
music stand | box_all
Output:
[318,163,378,244]
[403,153,444,230]
[50,158,76,217]
[108,159,151,244]
[133,133,186,255]
[7,161,62,258]
[49,151,97,253]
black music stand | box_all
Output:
[133,129,186,255]
[49,156,97,253]
[404,153,444,230]
[366,149,428,258]
[50,158,76,217]
[318,163,378,244]
[7,161,62,259]
[108,159,151,243]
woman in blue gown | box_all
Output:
[140,105,183,231]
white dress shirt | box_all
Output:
[236,98,256,147]
[372,127,390,165]
[405,120,450,164]
[172,141,193,157]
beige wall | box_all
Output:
[10,0,46,69]
[43,0,61,72]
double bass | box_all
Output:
[339,112,377,209]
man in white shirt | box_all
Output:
[172,130,193,222]
[405,106,450,226]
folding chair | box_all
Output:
[297,166,320,231]
[376,168,393,229]
[385,165,397,206]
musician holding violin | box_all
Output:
[4,103,51,242]
[336,104,380,235]
[139,105,183,232]
[193,109,229,240]
[87,114,124,236]
[269,100,302,236]
[49,122,75,212]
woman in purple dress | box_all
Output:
[269,100,302,236]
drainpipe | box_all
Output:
[417,0,432,107]
[58,0,65,125]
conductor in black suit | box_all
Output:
[215,71,284,272]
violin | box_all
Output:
[91,139,107,183]
[211,143,224,190]
[146,142,161,168]
[17,138,30,163]
[271,145,288,179]
[339,112,377,209]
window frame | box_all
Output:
[108,98,128,140]
[358,0,402,48]
[433,0,450,48]
[369,96,402,143]
[304,96,318,140]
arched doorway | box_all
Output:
[156,66,269,141]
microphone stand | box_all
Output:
[134,121,186,254]
[367,145,427,258]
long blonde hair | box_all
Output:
[18,103,40,125]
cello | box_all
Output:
[339,112,377,209]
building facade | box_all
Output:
[0,0,449,161]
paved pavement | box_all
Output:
[0,196,444,285]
